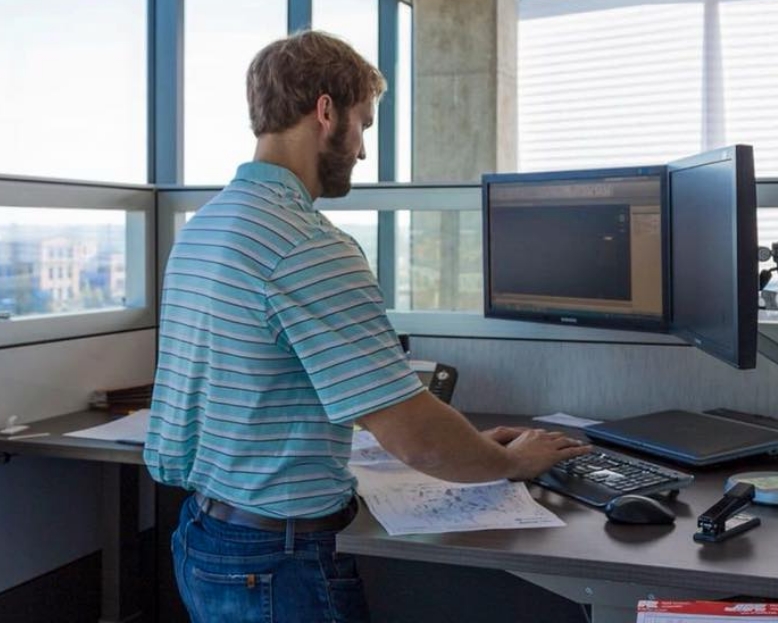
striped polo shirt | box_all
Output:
[144,162,424,518]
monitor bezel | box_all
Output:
[667,144,758,369]
[481,165,671,333]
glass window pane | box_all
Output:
[720,0,778,177]
[396,210,482,312]
[313,0,380,183]
[518,1,778,175]
[518,2,703,171]
[184,0,287,184]
[0,208,132,318]
[0,1,147,182]
[396,3,413,183]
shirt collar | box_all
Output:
[233,161,313,209]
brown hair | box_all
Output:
[247,30,387,137]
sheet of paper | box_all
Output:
[637,600,778,622]
[349,430,565,536]
[350,428,403,466]
[533,412,603,428]
[64,408,150,444]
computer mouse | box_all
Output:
[604,494,676,525]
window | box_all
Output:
[0,179,155,347]
[517,0,778,176]
[396,209,482,311]
[396,2,413,183]
[313,0,380,184]
[183,0,287,184]
[311,0,393,281]
[182,0,409,186]
[0,207,140,318]
[0,1,147,182]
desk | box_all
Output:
[0,410,145,623]
[4,411,778,623]
[338,414,778,623]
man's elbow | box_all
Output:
[391,443,444,473]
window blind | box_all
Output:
[517,0,778,176]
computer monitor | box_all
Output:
[482,166,670,332]
[668,144,758,369]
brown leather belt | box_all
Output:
[193,492,358,533]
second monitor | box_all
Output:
[668,145,758,369]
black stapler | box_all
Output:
[694,482,760,543]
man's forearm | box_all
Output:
[358,391,515,483]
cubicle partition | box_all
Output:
[0,176,157,612]
[1,176,778,622]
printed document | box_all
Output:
[350,429,565,536]
[64,409,150,444]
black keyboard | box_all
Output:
[533,446,694,507]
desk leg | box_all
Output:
[510,572,731,623]
[100,463,142,623]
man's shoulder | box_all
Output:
[195,181,319,241]
[215,177,301,214]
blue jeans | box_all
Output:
[172,494,371,623]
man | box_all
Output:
[144,30,589,623]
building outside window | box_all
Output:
[0,208,129,318]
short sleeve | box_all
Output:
[266,235,424,423]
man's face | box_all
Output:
[318,99,374,198]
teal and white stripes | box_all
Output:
[144,162,423,518]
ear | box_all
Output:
[315,94,337,135]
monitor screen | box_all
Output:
[668,145,758,369]
[482,166,669,331]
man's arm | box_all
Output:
[357,390,590,483]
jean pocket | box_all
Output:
[327,577,371,623]
[189,568,273,623]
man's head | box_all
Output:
[247,30,385,136]
[247,31,386,198]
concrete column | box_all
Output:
[409,0,516,310]
[413,0,517,182]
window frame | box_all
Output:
[7,0,776,352]
[0,175,157,349]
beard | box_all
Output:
[318,114,355,198]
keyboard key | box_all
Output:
[533,446,694,507]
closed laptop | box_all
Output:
[585,409,778,466]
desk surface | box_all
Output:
[0,410,144,465]
[338,413,778,600]
[5,410,778,600]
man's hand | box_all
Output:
[480,425,530,445]
[360,391,592,484]
[502,428,591,481]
